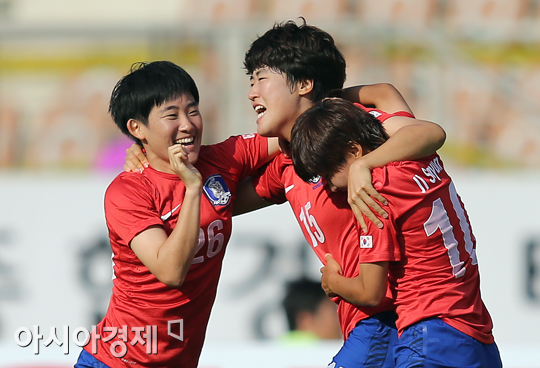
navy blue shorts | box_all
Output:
[328,310,398,368]
[74,349,111,368]
[395,318,502,368]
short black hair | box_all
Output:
[244,18,346,102]
[282,278,328,331]
[109,61,199,145]
[291,98,389,182]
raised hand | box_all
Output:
[168,145,202,190]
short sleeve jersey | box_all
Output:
[369,154,495,344]
[253,106,411,339]
[86,134,269,368]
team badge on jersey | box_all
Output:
[309,175,324,189]
[203,174,232,206]
[360,235,373,248]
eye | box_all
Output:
[189,109,200,116]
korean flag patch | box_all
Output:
[360,235,373,249]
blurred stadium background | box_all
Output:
[0,0,539,367]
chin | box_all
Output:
[187,152,200,165]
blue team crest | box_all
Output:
[203,174,232,206]
[308,176,322,184]
[309,175,324,189]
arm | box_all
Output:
[233,137,283,216]
[233,177,274,216]
[343,84,446,231]
[342,83,413,114]
[130,145,202,288]
[320,254,388,307]
[125,137,281,172]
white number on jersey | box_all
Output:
[299,201,325,247]
[192,220,225,264]
[423,182,477,278]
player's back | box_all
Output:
[374,154,494,344]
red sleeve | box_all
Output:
[251,153,289,204]
[353,103,415,123]
[201,133,270,183]
[356,166,402,263]
[357,214,402,263]
[104,173,163,247]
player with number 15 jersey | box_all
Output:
[253,107,412,367]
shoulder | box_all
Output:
[203,134,266,153]
[106,171,156,203]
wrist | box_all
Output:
[353,156,374,171]
[184,185,203,195]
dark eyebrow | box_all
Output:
[159,100,199,114]
[160,105,179,114]
[250,69,268,79]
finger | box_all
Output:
[363,186,388,207]
[134,151,149,168]
[126,145,148,170]
[349,203,367,232]
[349,189,387,218]
[349,197,383,229]
[125,157,144,172]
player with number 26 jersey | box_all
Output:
[88,134,270,368]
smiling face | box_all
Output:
[128,93,202,173]
[248,67,313,141]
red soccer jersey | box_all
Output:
[252,107,410,339]
[369,154,495,344]
[86,134,269,368]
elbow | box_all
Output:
[161,277,184,289]
[375,83,400,100]
[434,124,447,150]
[358,292,384,308]
[158,272,187,289]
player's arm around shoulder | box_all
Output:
[379,115,446,162]
[131,145,203,288]
[320,254,388,307]
[343,82,412,114]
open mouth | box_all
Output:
[254,105,266,119]
[174,137,194,146]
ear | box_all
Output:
[127,119,146,141]
[349,142,364,159]
[298,79,314,97]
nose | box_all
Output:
[178,113,197,132]
[248,82,258,101]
